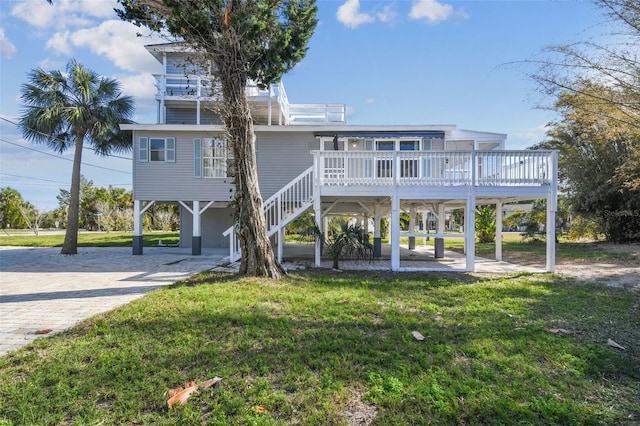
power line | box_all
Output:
[0,173,69,185]
[0,138,132,175]
[0,116,133,161]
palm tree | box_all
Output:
[19,59,134,254]
[310,219,374,270]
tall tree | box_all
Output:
[0,187,28,230]
[19,60,134,254]
[529,0,640,128]
[536,83,640,243]
[116,0,317,278]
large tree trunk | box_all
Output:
[219,28,285,278]
[61,134,84,255]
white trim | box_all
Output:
[138,137,148,162]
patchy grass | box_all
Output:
[0,271,638,425]
[440,234,640,266]
[0,232,179,248]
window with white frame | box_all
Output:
[138,137,175,162]
[194,138,229,178]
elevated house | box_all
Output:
[121,42,558,272]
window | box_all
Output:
[194,138,229,177]
[138,137,175,162]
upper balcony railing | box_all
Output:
[313,150,556,187]
[153,73,346,125]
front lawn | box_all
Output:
[0,231,179,248]
[0,271,638,425]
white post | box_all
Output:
[160,53,167,124]
[546,151,558,272]
[391,194,400,271]
[496,201,503,261]
[422,212,428,245]
[133,200,143,255]
[277,227,284,262]
[313,154,322,267]
[546,199,556,272]
[466,196,476,272]
[437,203,445,234]
[374,202,382,258]
[192,200,201,255]
[268,85,273,125]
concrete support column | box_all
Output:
[373,203,382,258]
[133,200,143,255]
[192,201,201,255]
[434,204,446,259]
[496,201,503,261]
[391,195,400,271]
[277,227,284,262]
[408,206,416,250]
[437,203,445,234]
[465,197,476,272]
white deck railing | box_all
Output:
[223,167,315,262]
[313,150,555,187]
[153,74,346,125]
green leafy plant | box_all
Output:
[309,219,373,269]
[476,205,496,243]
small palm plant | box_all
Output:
[309,219,374,270]
[476,205,497,243]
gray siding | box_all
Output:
[167,53,206,75]
[166,108,223,125]
[133,129,318,201]
[255,132,318,198]
[180,206,233,248]
[133,130,234,201]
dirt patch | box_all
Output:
[555,262,640,290]
[501,243,640,290]
[342,389,377,426]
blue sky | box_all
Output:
[0,0,604,211]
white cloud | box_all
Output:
[70,20,164,73]
[409,0,455,24]
[508,124,549,149]
[118,73,157,99]
[365,98,377,105]
[38,58,67,71]
[377,4,399,26]
[46,31,72,56]
[11,0,118,29]
[118,73,158,122]
[0,28,17,58]
[337,0,375,29]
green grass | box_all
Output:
[1,271,638,425]
[0,232,179,248]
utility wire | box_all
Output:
[0,173,132,188]
[0,172,69,185]
[0,116,133,161]
[0,138,132,174]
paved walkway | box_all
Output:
[0,246,227,357]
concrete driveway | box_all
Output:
[0,246,228,357]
